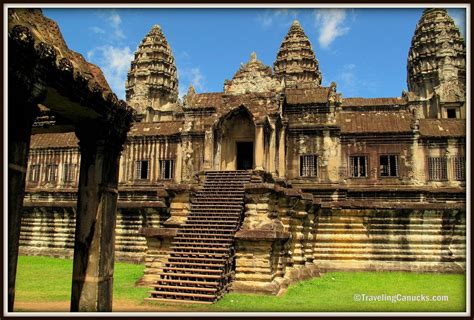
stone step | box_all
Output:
[156,278,220,286]
[170,246,231,252]
[160,267,224,274]
[167,256,227,263]
[157,272,222,279]
[149,290,216,299]
[144,297,213,305]
[170,251,228,258]
[152,285,218,293]
[164,261,225,268]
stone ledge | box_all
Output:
[235,229,290,240]
[139,227,177,238]
[322,201,466,210]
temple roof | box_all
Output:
[30,132,79,149]
[342,97,408,108]
[418,119,465,137]
[274,20,322,87]
[285,87,331,105]
[336,111,413,134]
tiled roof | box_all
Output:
[342,97,407,107]
[30,132,78,149]
[285,87,330,105]
[186,93,222,109]
[128,121,183,136]
[419,119,465,137]
[337,111,413,134]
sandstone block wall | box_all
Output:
[19,207,164,263]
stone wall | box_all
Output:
[19,206,165,263]
[313,208,466,273]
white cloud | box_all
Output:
[256,9,298,28]
[336,63,377,96]
[314,9,349,48]
[178,67,206,98]
[90,26,105,35]
[93,9,125,41]
[88,45,134,99]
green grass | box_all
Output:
[16,256,466,312]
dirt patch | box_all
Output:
[14,300,205,313]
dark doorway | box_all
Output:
[236,142,253,170]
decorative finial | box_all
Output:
[250,51,257,62]
[292,19,301,27]
[153,24,161,30]
[187,84,196,96]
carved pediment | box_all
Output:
[435,81,465,103]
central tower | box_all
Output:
[274,20,322,88]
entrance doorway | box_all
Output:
[236,142,253,170]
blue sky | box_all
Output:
[42,7,466,100]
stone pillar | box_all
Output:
[70,126,125,312]
[7,99,39,312]
[175,139,183,183]
[255,124,264,170]
[203,129,214,170]
[278,126,286,177]
[269,122,277,174]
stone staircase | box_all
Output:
[146,170,251,304]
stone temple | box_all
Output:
[21,9,466,304]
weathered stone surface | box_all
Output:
[126,25,178,115]
[224,52,280,95]
[274,20,322,88]
[407,9,465,99]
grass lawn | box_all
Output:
[15,256,466,312]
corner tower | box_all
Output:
[126,25,178,116]
[407,9,466,118]
[274,20,322,88]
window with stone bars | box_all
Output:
[135,160,150,180]
[45,164,58,182]
[453,156,465,181]
[380,155,398,177]
[63,163,76,183]
[349,156,368,178]
[28,164,41,182]
[159,159,174,180]
[428,157,448,181]
[300,155,318,177]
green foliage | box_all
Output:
[16,256,465,312]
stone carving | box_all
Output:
[126,25,178,115]
[274,20,322,88]
[224,52,280,94]
[435,80,465,103]
[407,9,466,98]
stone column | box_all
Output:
[7,99,39,312]
[203,129,214,170]
[70,126,125,312]
[268,121,277,174]
[255,124,265,170]
[175,139,183,183]
[278,126,286,177]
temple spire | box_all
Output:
[274,19,322,88]
[126,24,178,115]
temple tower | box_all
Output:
[126,25,178,116]
[274,20,322,88]
[407,9,466,118]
